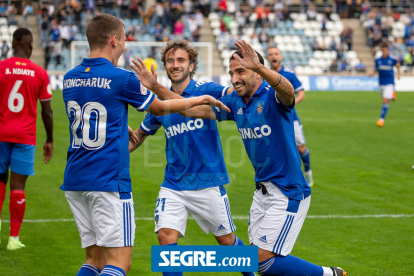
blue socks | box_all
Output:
[380,103,389,120]
[300,148,311,172]
[77,264,101,276]
[232,235,256,276]
[258,255,323,276]
[100,265,125,276]
[162,243,183,276]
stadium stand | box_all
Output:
[0,18,17,60]
[209,4,361,74]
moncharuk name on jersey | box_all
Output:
[164,119,204,138]
[63,78,112,89]
[238,125,272,140]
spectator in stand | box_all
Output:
[218,0,227,14]
[21,1,32,28]
[73,3,83,32]
[84,9,93,28]
[153,2,164,26]
[195,9,204,28]
[254,3,265,27]
[153,23,163,42]
[39,15,50,46]
[259,30,268,44]
[322,14,328,32]
[324,6,332,21]
[1,40,9,60]
[0,2,7,17]
[69,23,77,47]
[59,21,70,49]
[86,0,95,12]
[307,5,317,21]
[45,41,52,69]
[53,38,63,69]
[174,18,185,38]
[183,0,193,14]
[362,0,371,14]
[340,59,348,71]
[120,0,129,18]
[130,0,142,20]
[250,30,259,44]
[168,2,183,28]
[354,59,367,72]
[329,37,337,51]
[312,37,320,51]
[51,23,60,42]
[188,15,198,35]
[330,58,339,72]
[273,0,283,11]
[281,6,291,21]
[7,4,18,25]
[223,12,233,30]
[345,26,353,50]
[193,26,201,42]
[63,0,73,24]
[126,26,136,41]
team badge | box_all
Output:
[257,101,264,114]
[85,67,90,72]
[140,83,148,95]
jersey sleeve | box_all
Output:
[204,82,230,99]
[269,85,295,111]
[211,95,236,122]
[39,70,52,101]
[140,112,161,135]
[119,73,155,112]
[289,74,304,93]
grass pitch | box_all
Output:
[0,91,413,275]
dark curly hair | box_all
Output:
[161,40,199,79]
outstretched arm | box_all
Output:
[232,40,294,106]
[129,128,150,153]
[40,100,53,164]
[129,58,229,116]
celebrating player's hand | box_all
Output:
[128,126,139,145]
[232,40,262,71]
[130,58,158,91]
[43,141,53,164]
[194,95,231,112]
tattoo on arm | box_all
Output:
[271,74,294,105]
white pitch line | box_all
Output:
[1,214,413,223]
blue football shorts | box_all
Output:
[0,142,36,176]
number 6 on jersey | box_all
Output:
[67,101,107,150]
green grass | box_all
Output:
[0,91,413,275]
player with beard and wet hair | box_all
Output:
[129,40,255,276]
[267,46,313,187]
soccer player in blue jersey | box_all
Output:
[267,46,313,187]
[132,40,347,276]
[61,14,228,276]
[129,40,255,276]
[369,44,400,127]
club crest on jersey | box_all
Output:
[85,67,90,72]
[140,84,148,95]
[257,101,264,114]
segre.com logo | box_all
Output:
[151,245,258,272]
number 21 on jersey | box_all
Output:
[67,101,107,150]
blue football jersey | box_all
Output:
[375,55,397,85]
[61,58,155,192]
[140,79,230,191]
[212,81,311,200]
[278,65,304,122]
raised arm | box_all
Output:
[40,100,53,164]
[232,40,294,106]
[129,58,229,116]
